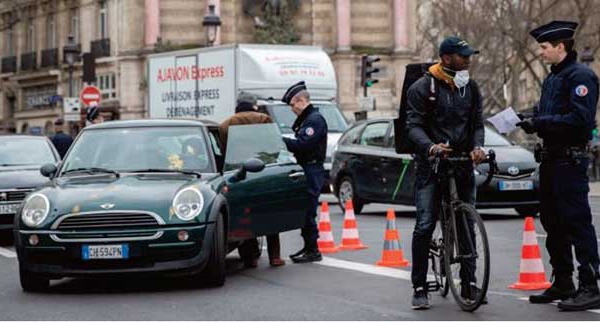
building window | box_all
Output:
[46,15,56,49]
[70,8,80,43]
[5,27,14,56]
[97,74,117,100]
[27,18,35,52]
[99,1,108,39]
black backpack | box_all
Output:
[394,63,436,154]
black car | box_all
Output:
[330,118,539,217]
[0,135,60,235]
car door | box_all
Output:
[355,121,391,201]
[379,121,416,205]
[223,123,309,239]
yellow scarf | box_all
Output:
[428,63,455,89]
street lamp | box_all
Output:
[581,46,595,66]
[202,5,221,47]
[63,34,81,97]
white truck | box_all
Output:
[147,44,349,190]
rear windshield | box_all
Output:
[267,104,348,134]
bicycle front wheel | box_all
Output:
[443,203,490,312]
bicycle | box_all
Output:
[426,150,498,312]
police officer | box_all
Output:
[518,20,600,311]
[281,81,328,263]
[49,118,73,159]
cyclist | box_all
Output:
[406,36,486,310]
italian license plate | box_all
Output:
[498,180,533,191]
[0,203,19,214]
[82,244,129,260]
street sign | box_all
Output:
[359,97,376,111]
[63,97,81,114]
[79,86,101,106]
[64,113,80,122]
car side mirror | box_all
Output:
[232,158,265,182]
[40,163,57,178]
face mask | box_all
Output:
[454,70,470,88]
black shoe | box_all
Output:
[557,285,600,311]
[291,250,322,263]
[529,276,576,304]
[289,247,306,260]
[412,287,430,310]
[461,284,488,304]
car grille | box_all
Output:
[0,189,33,203]
[55,212,162,230]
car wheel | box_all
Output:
[337,176,364,214]
[515,206,539,217]
[19,267,49,293]
[202,213,226,287]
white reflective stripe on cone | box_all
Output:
[342,229,359,239]
[319,231,334,241]
[344,210,355,219]
[319,211,331,222]
[522,231,539,246]
[519,258,546,273]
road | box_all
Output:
[0,195,599,320]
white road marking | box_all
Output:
[517,297,600,314]
[317,256,413,280]
[0,246,16,258]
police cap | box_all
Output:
[282,81,307,105]
[530,20,578,43]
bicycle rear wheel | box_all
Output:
[443,203,490,312]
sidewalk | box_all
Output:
[590,181,600,197]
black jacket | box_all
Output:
[282,104,328,165]
[50,131,74,159]
[406,74,484,161]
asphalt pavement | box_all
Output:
[0,195,599,320]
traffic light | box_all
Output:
[360,55,380,89]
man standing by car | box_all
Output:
[50,118,73,159]
[406,36,486,309]
[282,81,328,263]
[219,93,286,268]
[517,20,600,311]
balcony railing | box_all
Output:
[91,38,110,58]
[20,52,37,71]
[1,56,17,73]
[41,48,59,68]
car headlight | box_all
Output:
[21,194,50,227]
[172,187,204,221]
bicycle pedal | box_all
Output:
[426,281,440,292]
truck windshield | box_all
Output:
[267,104,348,134]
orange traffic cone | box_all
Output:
[317,202,339,253]
[509,217,552,290]
[376,208,410,267]
[339,200,368,250]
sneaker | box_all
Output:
[557,285,600,311]
[412,287,430,310]
[461,284,488,304]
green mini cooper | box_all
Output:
[15,119,308,292]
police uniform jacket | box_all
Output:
[534,51,599,148]
[406,73,484,160]
[50,131,74,159]
[283,104,327,165]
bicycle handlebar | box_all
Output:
[431,149,499,187]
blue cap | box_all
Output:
[439,36,479,57]
[530,20,578,43]
[282,81,307,105]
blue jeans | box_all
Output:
[411,164,476,289]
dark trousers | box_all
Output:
[302,163,325,251]
[238,234,281,261]
[411,166,476,288]
[539,158,599,283]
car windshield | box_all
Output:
[61,126,214,174]
[484,127,511,146]
[0,138,56,165]
[268,104,348,134]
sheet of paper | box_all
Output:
[486,107,522,134]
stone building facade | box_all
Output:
[0,0,417,135]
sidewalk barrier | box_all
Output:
[376,208,410,267]
[339,200,368,250]
[509,217,552,290]
[317,202,339,253]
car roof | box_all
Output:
[0,134,50,140]
[84,119,219,130]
